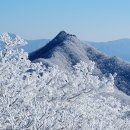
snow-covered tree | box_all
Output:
[0,33,130,130]
[0,32,27,47]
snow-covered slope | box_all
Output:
[87,39,130,62]
[29,31,91,70]
[1,31,130,129]
[29,31,130,95]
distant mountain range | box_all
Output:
[87,39,130,62]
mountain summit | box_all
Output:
[29,31,130,95]
[53,31,76,41]
[29,31,89,68]
[40,30,78,50]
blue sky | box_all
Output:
[0,0,130,41]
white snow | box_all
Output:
[0,32,130,129]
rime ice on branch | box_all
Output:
[0,33,130,130]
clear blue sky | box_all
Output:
[0,0,130,41]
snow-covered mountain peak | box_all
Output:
[56,31,68,38]
[55,31,76,39]
[29,31,88,64]
[52,31,77,44]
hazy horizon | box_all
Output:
[0,0,130,42]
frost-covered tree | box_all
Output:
[0,33,130,130]
[0,32,27,47]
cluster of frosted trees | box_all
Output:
[0,33,130,130]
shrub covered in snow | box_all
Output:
[0,34,130,130]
